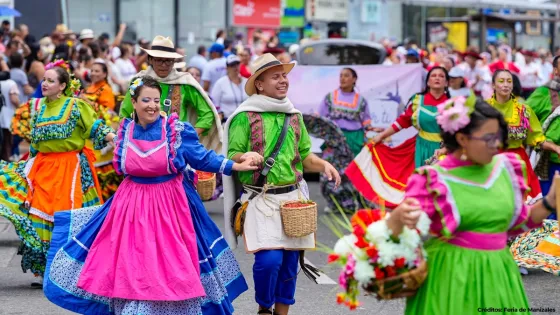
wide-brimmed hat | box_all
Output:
[140,35,184,59]
[174,61,186,69]
[245,53,295,96]
[79,29,94,40]
[448,66,465,78]
[463,51,481,60]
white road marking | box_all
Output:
[304,257,337,285]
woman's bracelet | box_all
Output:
[542,196,556,213]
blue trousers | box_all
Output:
[539,162,560,220]
[253,249,300,308]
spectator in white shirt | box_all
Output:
[539,52,553,86]
[114,44,137,82]
[0,75,20,161]
[459,51,491,97]
[202,43,226,92]
[448,67,471,98]
[519,50,544,98]
[188,45,208,73]
[211,55,248,122]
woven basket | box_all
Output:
[196,172,216,201]
[364,258,428,300]
[280,201,317,238]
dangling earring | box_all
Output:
[460,149,468,161]
[131,110,136,122]
[56,92,62,99]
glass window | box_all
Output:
[67,0,115,38]
[119,0,174,43]
[297,42,384,65]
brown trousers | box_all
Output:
[1,128,12,161]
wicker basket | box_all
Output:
[364,258,428,300]
[280,201,318,238]
[196,172,216,201]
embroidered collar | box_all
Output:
[333,89,360,109]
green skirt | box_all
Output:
[415,136,441,168]
[406,238,530,315]
[342,129,365,157]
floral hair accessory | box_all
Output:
[129,78,144,96]
[45,59,70,72]
[436,94,476,134]
[65,77,81,97]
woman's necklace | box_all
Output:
[229,77,243,106]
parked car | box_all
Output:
[294,39,386,66]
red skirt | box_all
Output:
[504,147,541,198]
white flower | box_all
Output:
[400,227,421,250]
[416,211,431,236]
[333,234,357,256]
[377,242,399,267]
[366,220,392,244]
[354,259,375,284]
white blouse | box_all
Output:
[211,76,248,118]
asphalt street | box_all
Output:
[0,182,559,315]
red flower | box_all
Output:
[385,266,397,277]
[394,257,406,269]
[349,302,358,310]
[354,236,369,249]
[365,246,378,259]
[351,209,384,232]
[328,254,340,264]
[353,225,366,238]
[374,267,385,279]
[336,293,345,304]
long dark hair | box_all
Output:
[441,99,508,153]
[421,66,450,98]
[50,66,71,95]
[25,43,41,73]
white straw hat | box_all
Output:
[245,53,295,96]
[140,35,184,59]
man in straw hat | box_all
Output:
[120,35,222,151]
[223,53,341,315]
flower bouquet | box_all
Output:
[326,208,431,309]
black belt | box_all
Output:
[245,184,298,195]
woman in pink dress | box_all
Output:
[44,76,258,314]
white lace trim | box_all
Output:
[219,159,228,174]
[70,154,80,209]
[23,157,36,193]
[29,207,54,222]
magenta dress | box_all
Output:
[76,115,214,302]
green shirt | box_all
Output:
[30,96,109,154]
[525,86,556,124]
[545,118,560,163]
[228,112,312,186]
[119,83,215,131]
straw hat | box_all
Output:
[174,61,186,69]
[245,53,295,96]
[140,36,184,59]
[79,29,95,40]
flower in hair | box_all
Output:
[45,59,70,71]
[65,77,82,97]
[436,96,471,133]
[129,78,144,96]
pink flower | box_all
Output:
[436,97,470,133]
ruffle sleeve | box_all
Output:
[404,166,460,237]
[502,152,542,236]
[77,99,113,150]
[111,118,132,176]
[167,113,234,175]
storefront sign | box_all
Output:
[306,0,348,22]
[361,0,381,24]
[426,21,468,52]
[233,0,281,28]
[281,0,305,27]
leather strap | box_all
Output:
[248,113,293,201]
[163,85,174,114]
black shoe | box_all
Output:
[258,310,272,314]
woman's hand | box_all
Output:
[434,148,447,158]
[232,158,259,172]
[371,134,384,146]
[240,152,264,166]
[323,161,341,188]
[387,198,422,235]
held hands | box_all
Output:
[232,158,259,172]
[240,152,264,166]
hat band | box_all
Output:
[255,60,282,73]
[151,45,176,53]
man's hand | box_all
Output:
[323,161,341,188]
[240,152,264,166]
[195,127,206,136]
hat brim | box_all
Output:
[140,47,184,59]
[174,61,186,69]
[245,62,295,96]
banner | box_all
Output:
[233,0,281,28]
[287,64,424,146]
[426,22,468,52]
